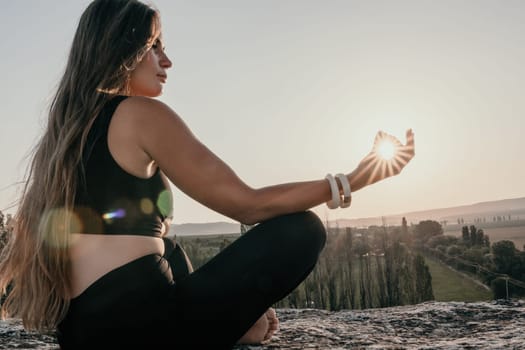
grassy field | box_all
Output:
[423,255,492,302]
[445,225,525,251]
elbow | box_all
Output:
[240,216,259,226]
[221,188,274,225]
[232,209,260,226]
[230,202,266,226]
[225,188,264,225]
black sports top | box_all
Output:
[73,96,173,237]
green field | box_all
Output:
[424,255,492,302]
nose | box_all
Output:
[160,51,172,69]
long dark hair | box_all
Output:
[0,0,160,330]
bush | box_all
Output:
[436,245,447,254]
[427,235,458,249]
[446,245,464,256]
[463,247,489,265]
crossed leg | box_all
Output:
[164,236,281,344]
[163,211,326,349]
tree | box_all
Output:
[414,220,443,242]
[461,225,488,247]
[446,245,464,256]
[0,211,11,253]
[400,217,409,243]
[483,234,490,248]
[413,254,434,302]
[492,240,517,275]
[469,225,477,246]
[462,226,470,245]
[476,229,485,246]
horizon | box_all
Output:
[171,195,525,226]
[1,1,525,224]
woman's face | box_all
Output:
[129,36,172,97]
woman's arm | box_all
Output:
[122,97,415,225]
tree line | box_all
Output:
[273,227,433,310]
[414,220,525,299]
[180,222,434,311]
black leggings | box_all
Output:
[57,211,326,349]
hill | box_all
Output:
[170,197,525,235]
[170,221,240,236]
[335,196,525,227]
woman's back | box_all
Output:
[70,96,170,298]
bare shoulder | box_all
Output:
[116,96,176,121]
[118,95,170,111]
[106,97,179,176]
[114,96,188,136]
[112,96,197,161]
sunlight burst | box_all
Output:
[377,139,396,160]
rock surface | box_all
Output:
[1,300,524,349]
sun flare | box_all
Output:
[377,139,396,160]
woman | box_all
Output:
[0,0,415,349]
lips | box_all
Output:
[157,74,167,82]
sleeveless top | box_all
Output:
[73,96,173,237]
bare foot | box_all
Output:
[262,308,279,343]
[237,308,280,345]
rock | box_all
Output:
[1,300,524,349]
[0,319,57,349]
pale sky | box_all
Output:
[1,0,524,224]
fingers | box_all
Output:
[373,130,385,146]
[373,130,406,148]
[406,128,414,143]
[399,129,415,162]
[405,128,415,153]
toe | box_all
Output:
[266,308,279,331]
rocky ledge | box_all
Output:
[1,300,524,349]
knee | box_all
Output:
[273,211,327,261]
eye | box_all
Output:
[151,39,165,52]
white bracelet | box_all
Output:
[335,173,351,208]
[325,174,341,209]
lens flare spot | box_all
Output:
[140,198,154,215]
[39,208,83,248]
[377,139,396,160]
[157,190,173,217]
[102,209,126,221]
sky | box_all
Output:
[1,0,524,224]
